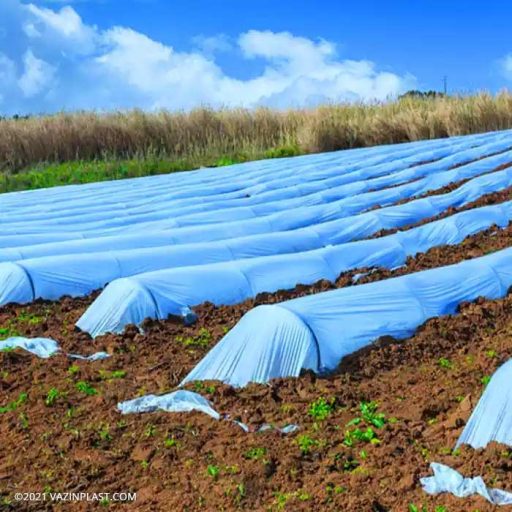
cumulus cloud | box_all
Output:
[18,49,56,97]
[501,54,512,81]
[0,1,416,114]
[192,34,233,56]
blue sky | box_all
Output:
[0,0,510,114]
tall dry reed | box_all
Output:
[1,92,512,172]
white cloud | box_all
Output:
[501,54,512,81]
[0,1,417,114]
[192,34,233,55]
[18,49,55,97]
[23,3,97,54]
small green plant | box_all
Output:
[67,364,80,375]
[17,312,44,326]
[325,484,346,496]
[75,381,98,396]
[45,388,61,407]
[144,424,156,437]
[176,328,213,349]
[164,437,180,448]
[99,369,126,381]
[297,490,311,501]
[19,412,29,429]
[243,447,267,460]
[0,326,20,339]
[235,483,246,501]
[308,397,334,421]
[343,427,380,447]
[359,401,386,428]
[0,392,28,413]
[207,464,220,479]
[98,424,112,442]
[481,375,491,386]
[297,434,317,455]
[438,357,453,369]
[273,491,292,510]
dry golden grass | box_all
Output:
[2,92,512,173]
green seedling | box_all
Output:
[408,505,427,512]
[99,369,126,381]
[45,388,62,406]
[325,484,346,495]
[0,326,20,339]
[164,437,180,448]
[0,392,28,413]
[481,375,491,386]
[297,434,317,455]
[297,491,311,501]
[273,492,293,510]
[207,465,220,479]
[144,424,156,437]
[359,401,386,428]
[67,365,80,375]
[344,427,380,447]
[176,328,212,348]
[308,397,334,421]
[17,312,44,325]
[438,357,453,369]
[98,424,112,442]
[75,381,98,396]
[19,412,29,430]
[243,447,266,460]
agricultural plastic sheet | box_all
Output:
[0,136,451,218]
[118,390,221,420]
[0,337,109,360]
[421,360,512,505]
[456,359,512,449]
[0,130,504,217]
[0,337,59,358]
[0,135,470,223]
[1,131,508,235]
[2,140,512,239]
[3,156,512,313]
[421,463,512,505]
[117,390,300,433]
[181,247,512,387]
[77,200,512,337]
[3,139,511,255]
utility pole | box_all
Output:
[443,75,448,96]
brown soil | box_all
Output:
[1,213,512,510]
[2,285,512,511]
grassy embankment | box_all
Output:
[1,92,512,193]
